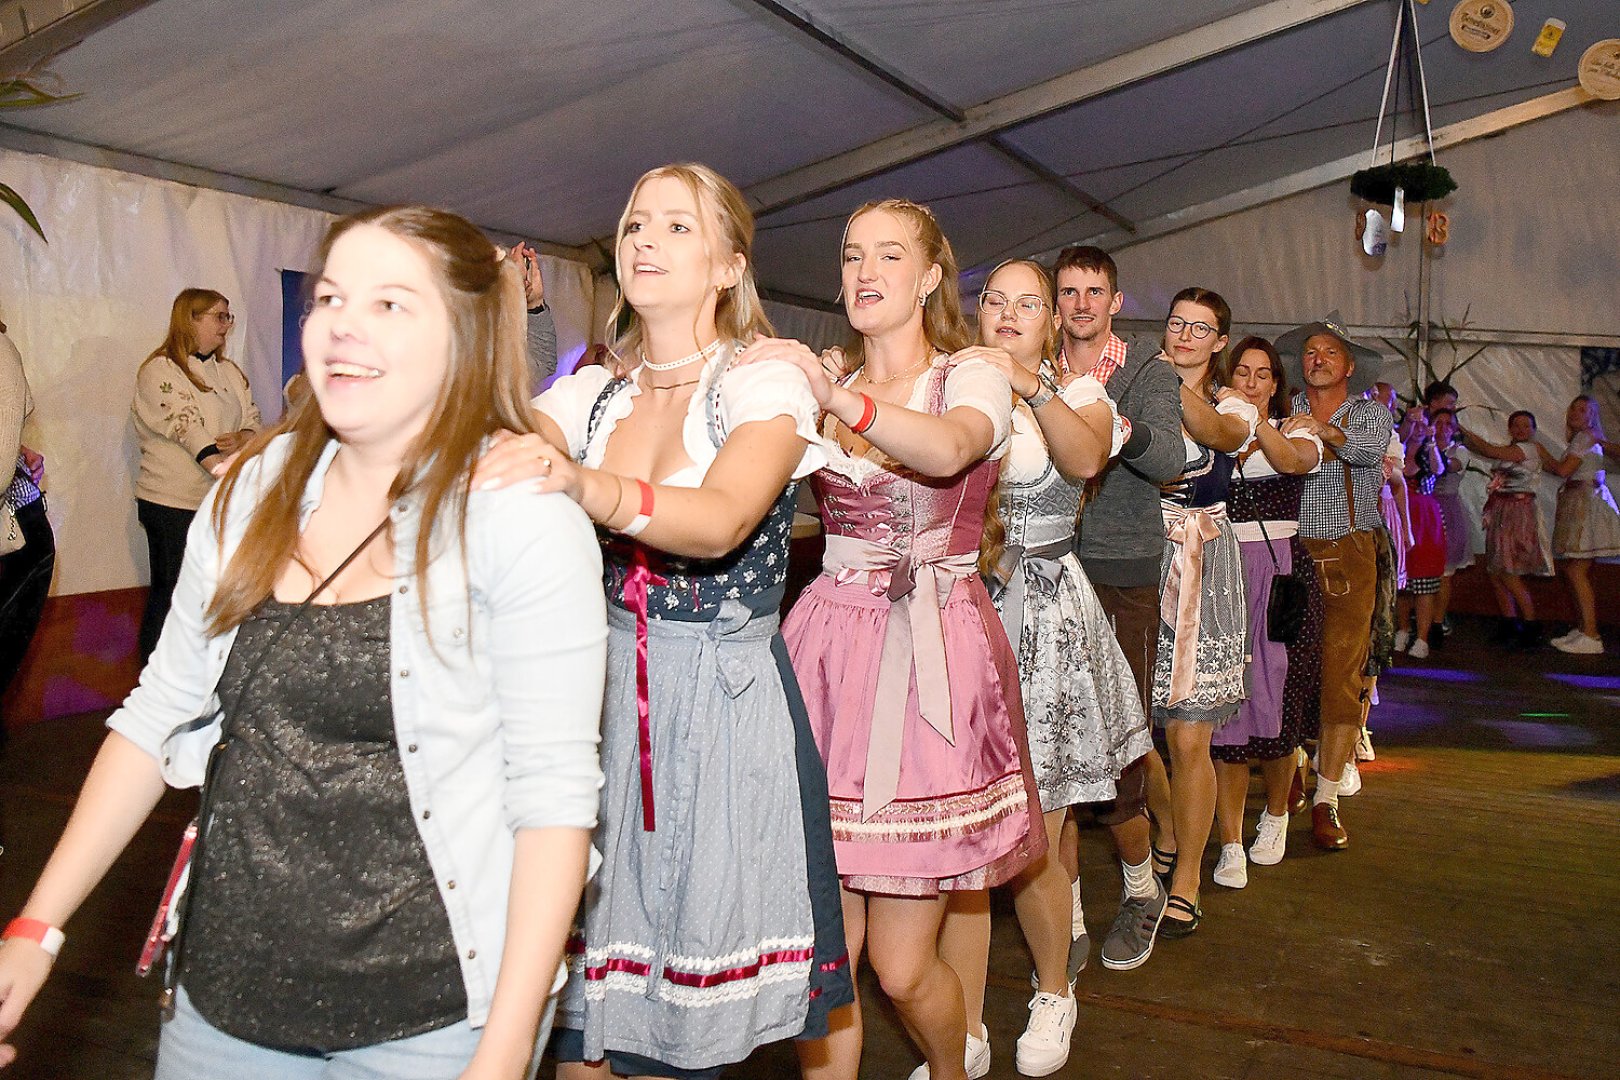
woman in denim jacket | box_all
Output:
[0,206,606,1080]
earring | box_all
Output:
[918,292,931,306]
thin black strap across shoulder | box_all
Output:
[162,514,390,1004]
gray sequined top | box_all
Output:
[182,595,467,1052]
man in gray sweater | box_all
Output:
[1053,246,1185,972]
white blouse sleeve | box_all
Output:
[1215,395,1261,441]
[717,359,829,479]
[1288,426,1325,473]
[944,359,1013,460]
[1059,372,1127,458]
[533,366,616,460]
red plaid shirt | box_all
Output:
[1059,333,1132,445]
[1061,332,1129,387]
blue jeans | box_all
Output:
[156,987,547,1080]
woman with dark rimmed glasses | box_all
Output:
[1147,289,1257,936]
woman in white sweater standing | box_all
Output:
[132,290,261,661]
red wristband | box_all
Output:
[621,479,655,537]
[850,393,878,435]
[4,917,64,958]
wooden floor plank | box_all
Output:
[1,618,1613,1079]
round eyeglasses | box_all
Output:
[1166,315,1217,339]
[979,291,1047,319]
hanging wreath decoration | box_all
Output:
[1351,0,1458,252]
[1350,162,1458,206]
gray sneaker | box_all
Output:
[1100,879,1166,971]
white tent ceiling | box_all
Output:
[3,0,1616,306]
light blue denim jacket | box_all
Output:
[107,435,607,1028]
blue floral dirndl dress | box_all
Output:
[552,364,852,1075]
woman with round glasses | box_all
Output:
[1149,289,1257,936]
[131,289,261,662]
[937,260,1145,1075]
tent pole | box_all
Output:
[1416,231,1432,389]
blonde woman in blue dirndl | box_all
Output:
[479,164,853,1078]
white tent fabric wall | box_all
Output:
[1103,99,1620,562]
[1108,105,1620,340]
[0,148,597,596]
[763,300,845,354]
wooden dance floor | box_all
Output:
[2,617,1614,1079]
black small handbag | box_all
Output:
[1237,455,1307,645]
[1260,518,1308,645]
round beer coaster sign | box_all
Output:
[1578,39,1620,100]
[1450,0,1514,53]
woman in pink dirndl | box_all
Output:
[779,199,1043,1080]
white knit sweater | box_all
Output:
[131,352,261,510]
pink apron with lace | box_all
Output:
[782,364,1043,895]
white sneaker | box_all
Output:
[1553,632,1605,655]
[1393,629,1411,652]
[1338,759,1362,797]
[907,1025,991,1080]
[1249,810,1288,865]
[1015,990,1077,1076]
[1355,727,1376,762]
[1212,842,1247,888]
[1408,638,1430,659]
[1551,628,1580,647]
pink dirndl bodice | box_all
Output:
[782,363,1043,895]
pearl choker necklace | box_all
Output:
[640,339,724,372]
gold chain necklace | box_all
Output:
[859,355,931,386]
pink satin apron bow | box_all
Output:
[822,534,979,820]
[620,547,669,831]
[1159,504,1226,707]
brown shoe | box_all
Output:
[1311,803,1348,850]
[1287,766,1308,816]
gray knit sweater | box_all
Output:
[526,308,557,393]
[1075,343,1186,588]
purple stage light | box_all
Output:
[1384,667,1484,683]
[1545,673,1620,692]
[1477,719,1599,749]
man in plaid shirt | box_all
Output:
[1277,314,1393,851]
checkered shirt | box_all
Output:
[1292,393,1395,540]
[1061,332,1128,386]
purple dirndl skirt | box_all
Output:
[1212,538,1286,749]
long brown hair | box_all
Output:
[1220,335,1289,420]
[606,163,774,373]
[205,206,536,635]
[838,199,972,371]
[144,288,230,392]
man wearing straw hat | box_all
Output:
[1277,313,1394,851]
